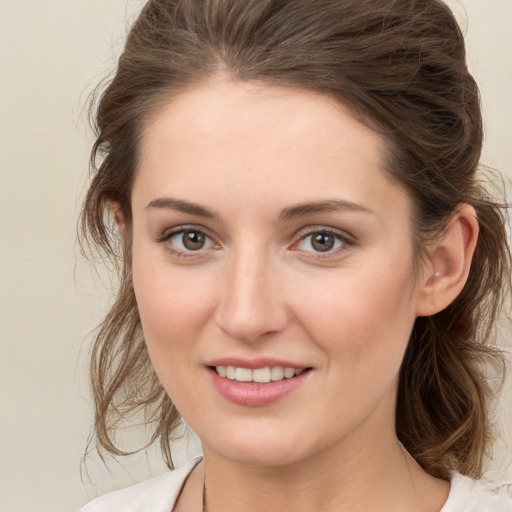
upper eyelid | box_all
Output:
[159,224,216,241]
[158,226,218,258]
[293,225,354,243]
[299,226,347,237]
[290,226,358,257]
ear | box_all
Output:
[109,201,126,234]
[415,204,479,317]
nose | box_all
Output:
[214,249,289,342]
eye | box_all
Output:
[160,227,217,255]
[177,230,208,251]
[295,229,348,254]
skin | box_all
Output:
[124,76,478,511]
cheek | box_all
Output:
[133,268,212,345]
[293,260,418,368]
[130,241,212,357]
[131,260,214,406]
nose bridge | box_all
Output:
[214,242,287,341]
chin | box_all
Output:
[200,424,325,468]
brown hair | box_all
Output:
[80,0,511,478]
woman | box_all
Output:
[79,0,512,510]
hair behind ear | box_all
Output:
[397,195,510,479]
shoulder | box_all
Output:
[442,472,512,512]
[78,458,201,512]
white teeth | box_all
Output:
[235,367,252,382]
[284,367,295,379]
[253,367,271,383]
[215,365,305,383]
[270,367,284,381]
[226,366,236,379]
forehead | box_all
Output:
[134,78,408,222]
[139,78,385,169]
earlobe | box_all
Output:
[416,204,479,317]
[109,202,126,234]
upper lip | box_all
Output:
[205,357,309,369]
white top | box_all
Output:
[79,458,512,512]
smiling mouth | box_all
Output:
[212,366,310,383]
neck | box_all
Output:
[200,429,448,512]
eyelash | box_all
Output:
[292,227,354,258]
[157,225,217,259]
[157,225,355,259]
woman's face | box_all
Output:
[130,78,428,466]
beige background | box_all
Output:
[0,1,511,511]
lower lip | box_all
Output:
[208,368,311,407]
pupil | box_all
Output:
[183,231,205,250]
[312,233,334,252]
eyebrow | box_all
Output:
[145,197,373,220]
[146,197,217,218]
[279,199,374,221]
